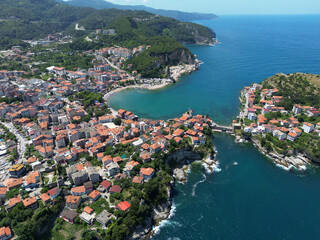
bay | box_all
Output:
[109,15,320,240]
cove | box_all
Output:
[109,15,320,239]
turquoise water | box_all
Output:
[109,15,320,125]
[109,15,320,239]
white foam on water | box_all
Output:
[192,174,207,196]
[275,163,292,171]
[151,202,181,237]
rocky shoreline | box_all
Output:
[250,138,311,171]
[129,149,218,240]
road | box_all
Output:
[1,122,28,162]
[95,54,134,81]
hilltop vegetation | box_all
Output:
[60,0,217,22]
[262,73,320,110]
[0,0,215,45]
[125,38,194,78]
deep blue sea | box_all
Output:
[109,15,320,240]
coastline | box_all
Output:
[251,138,310,171]
[134,153,218,240]
[104,60,201,106]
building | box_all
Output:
[87,167,100,183]
[8,164,26,178]
[71,171,88,186]
[88,190,101,202]
[302,122,314,133]
[116,201,131,211]
[96,210,112,226]
[22,196,38,209]
[109,185,122,194]
[80,206,96,224]
[0,226,12,240]
[98,180,112,192]
[292,104,303,115]
[66,196,81,209]
[61,209,78,224]
[287,132,298,141]
[140,168,154,181]
[71,186,86,196]
[273,130,286,141]
[105,162,120,177]
[47,187,60,200]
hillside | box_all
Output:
[125,37,195,78]
[262,73,320,110]
[0,0,216,46]
[60,0,217,22]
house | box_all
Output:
[105,162,120,177]
[71,171,88,186]
[8,164,26,178]
[123,161,139,176]
[96,210,112,226]
[40,193,51,204]
[98,180,112,192]
[80,206,96,224]
[132,175,144,184]
[140,153,151,163]
[292,128,302,136]
[173,128,184,137]
[83,181,94,194]
[149,143,161,153]
[109,185,122,194]
[66,196,81,209]
[140,168,154,181]
[87,167,100,183]
[117,201,131,211]
[5,196,21,212]
[307,107,319,117]
[287,132,298,141]
[272,130,286,141]
[71,186,86,196]
[37,146,54,158]
[302,122,314,133]
[248,112,257,121]
[292,104,303,115]
[47,187,60,200]
[22,196,38,209]
[0,187,7,201]
[0,226,12,240]
[88,190,101,202]
[61,210,78,224]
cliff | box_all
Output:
[150,48,195,66]
[125,38,196,78]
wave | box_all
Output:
[202,160,222,174]
[151,202,181,237]
[192,174,207,196]
[275,163,293,171]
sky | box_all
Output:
[106,0,320,15]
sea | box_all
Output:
[109,15,320,240]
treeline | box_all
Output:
[33,51,94,71]
[263,73,320,110]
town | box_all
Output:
[0,43,215,239]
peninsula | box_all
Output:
[236,73,320,170]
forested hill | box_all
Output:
[0,0,216,45]
[59,0,217,22]
[262,73,320,110]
